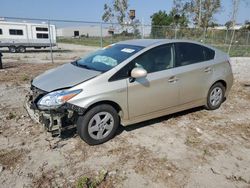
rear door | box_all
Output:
[173,42,215,104]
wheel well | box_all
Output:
[213,80,227,90]
[85,100,122,115]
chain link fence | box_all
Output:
[1,17,250,64]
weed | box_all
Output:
[6,112,16,120]
[22,74,29,81]
[76,170,108,188]
[185,135,202,146]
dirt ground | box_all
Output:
[0,44,250,188]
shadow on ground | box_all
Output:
[59,106,204,140]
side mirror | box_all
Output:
[131,67,147,79]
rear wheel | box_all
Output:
[18,46,26,53]
[206,82,225,110]
[77,104,119,145]
[9,46,17,53]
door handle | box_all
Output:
[168,76,179,83]
[204,67,212,72]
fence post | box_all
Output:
[246,31,250,45]
[211,29,214,45]
[174,26,177,39]
[100,22,103,48]
[203,28,206,42]
[228,29,236,54]
[225,29,228,44]
[141,19,144,39]
[48,20,54,64]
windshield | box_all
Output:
[73,44,144,72]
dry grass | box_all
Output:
[0,149,27,170]
[0,62,61,84]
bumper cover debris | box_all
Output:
[24,87,85,136]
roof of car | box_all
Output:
[117,39,213,48]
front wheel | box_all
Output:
[77,104,119,145]
[206,82,225,110]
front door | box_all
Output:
[127,44,179,119]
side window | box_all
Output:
[109,44,174,81]
[0,29,2,35]
[203,47,215,61]
[36,33,49,39]
[36,27,48,32]
[9,29,23,35]
[176,43,205,67]
[132,44,174,73]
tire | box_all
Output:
[206,82,225,110]
[18,46,26,53]
[77,104,119,145]
[9,46,17,53]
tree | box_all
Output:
[184,0,221,29]
[150,11,173,38]
[102,0,129,25]
[102,3,114,24]
[150,9,188,38]
[225,20,234,29]
[113,0,128,25]
[169,10,189,27]
[244,20,250,30]
[102,0,140,36]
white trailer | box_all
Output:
[0,21,56,53]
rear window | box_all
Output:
[203,47,215,60]
[176,42,204,66]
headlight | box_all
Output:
[37,89,82,110]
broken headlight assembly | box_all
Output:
[37,89,82,110]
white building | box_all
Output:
[56,25,110,38]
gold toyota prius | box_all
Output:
[27,39,233,145]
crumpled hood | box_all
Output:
[32,63,101,92]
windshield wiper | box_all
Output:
[72,61,91,69]
[72,60,79,66]
[78,64,91,70]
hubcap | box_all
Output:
[88,112,114,140]
[210,87,223,107]
[19,48,25,53]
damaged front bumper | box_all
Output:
[24,86,86,136]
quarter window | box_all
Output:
[9,29,23,35]
[36,33,49,39]
[0,29,2,35]
[175,43,204,66]
[36,27,48,31]
[203,47,215,61]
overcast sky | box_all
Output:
[0,0,249,25]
